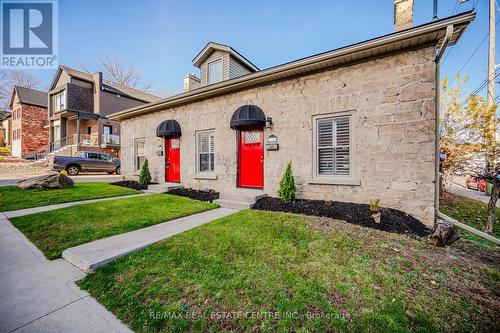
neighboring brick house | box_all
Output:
[9,86,48,159]
[109,5,475,227]
[0,110,11,148]
[47,66,160,158]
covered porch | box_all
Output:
[49,111,120,154]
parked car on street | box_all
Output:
[465,176,486,192]
[52,151,120,175]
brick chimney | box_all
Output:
[183,73,200,92]
[394,0,414,31]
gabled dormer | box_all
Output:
[187,42,259,90]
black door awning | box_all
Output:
[156,119,181,137]
[230,105,266,129]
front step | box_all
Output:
[145,183,181,194]
[213,199,253,210]
[214,189,267,209]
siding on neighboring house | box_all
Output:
[229,57,252,79]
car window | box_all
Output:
[75,152,83,157]
[99,154,112,161]
[87,153,99,159]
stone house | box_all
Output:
[9,86,49,159]
[109,5,475,227]
[47,65,160,158]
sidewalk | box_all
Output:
[0,213,132,333]
[449,176,499,207]
[63,208,237,272]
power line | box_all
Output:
[447,16,500,87]
[461,70,500,106]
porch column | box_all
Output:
[76,114,81,146]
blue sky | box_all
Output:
[24,0,497,100]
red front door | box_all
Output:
[238,128,264,188]
[165,137,180,183]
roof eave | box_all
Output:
[110,11,476,121]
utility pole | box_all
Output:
[486,0,496,172]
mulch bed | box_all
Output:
[111,180,147,190]
[168,188,219,202]
[252,197,431,237]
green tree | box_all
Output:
[139,159,152,186]
[278,161,296,203]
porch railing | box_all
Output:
[49,134,100,152]
[102,134,120,145]
[71,134,99,146]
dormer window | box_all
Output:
[208,59,223,84]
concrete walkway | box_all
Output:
[63,208,237,273]
[0,213,132,333]
[3,193,148,219]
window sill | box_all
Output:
[308,177,361,186]
[194,173,217,180]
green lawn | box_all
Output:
[79,210,500,333]
[0,182,141,212]
[440,192,499,248]
[11,194,217,259]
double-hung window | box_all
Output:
[207,59,223,84]
[135,138,145,171]
[314,114,356,184]
[197,130,215,173]
[54,90,66,112]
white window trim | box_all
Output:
[54,90,66,112]
[134,137,146,173]
[195,129,216,178]
[310,111,360,186]
[207,58,223,84]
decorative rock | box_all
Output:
[428,220,459,247]
[17,173,74,190]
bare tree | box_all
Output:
[79,58,152,92]
[0,70,40,109]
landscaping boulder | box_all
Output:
[17,173,74,190]
[428,220,459,247]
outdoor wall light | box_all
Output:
[265,117,273,129]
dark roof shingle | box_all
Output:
[13,86,48,108]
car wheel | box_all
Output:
[66,165,80,176]
[115,166,121,175]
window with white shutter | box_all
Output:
[316,115,352,177]
[197,130,215,173]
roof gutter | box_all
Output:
[433,25,500,245]
[110,11,476,121]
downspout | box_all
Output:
[434,24,453,215]
[434,25,500,246]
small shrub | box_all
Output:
[60,170,69,177]
[139,159,152,186]
[369,199,380,214]
[278,161,296,203]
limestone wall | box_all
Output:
[121,47,436,225]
